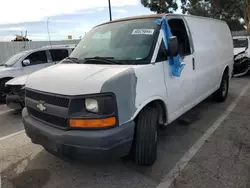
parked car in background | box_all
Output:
[3,44,76,107]
[23,14,233,165]
[233,36,249,56]
[233,36,250,77]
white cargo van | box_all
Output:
[22,14,234,165]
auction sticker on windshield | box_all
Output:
[132,29,155,35]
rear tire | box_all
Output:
[212,72,229,102]
[134,107,158,165]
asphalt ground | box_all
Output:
[0,77,249,188]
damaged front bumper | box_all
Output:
[6,94,24,109]
[5,85,25,110]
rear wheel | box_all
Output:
[134,107,158,165]
[212,72,229,102]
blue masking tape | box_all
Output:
[156,16,185,77]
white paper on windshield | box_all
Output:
[132,29,155,35]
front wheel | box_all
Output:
[134,107,158,165]
[212,72,229,102]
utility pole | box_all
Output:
[108,0,112,21]
[47,17,52,47]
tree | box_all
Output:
[141,0,249,32]
[183,0,211,17]
[141,0,187,13]
[240,0,250,33]
[182,0,246,31]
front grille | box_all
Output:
[26,90,70,108]
[27,107,68,128]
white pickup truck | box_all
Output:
[22,14,233,165]
[3,45,76,107]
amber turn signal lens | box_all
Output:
[69,117,116,128]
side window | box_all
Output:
[25,51,47,66]
[49,49,69,62]
[156,19,191,62]
[169,19,191,56]
[156,40,168,62]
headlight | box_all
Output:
[69,94,118,128]
[85,98,99,113]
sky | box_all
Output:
[0,0,183,41]
[0,0,159,41]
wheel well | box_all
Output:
[0,77,13,81]
[136,100,167,125]
[0,77,13,86]
[224,66,229,77]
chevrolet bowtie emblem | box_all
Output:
[37,101,46,112]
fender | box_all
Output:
[130,95,168,121]
[0,67,22,80]
[222,65,230,78]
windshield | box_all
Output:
[233,38,248,48]
[70,18,159,64]
[2,52,27,67]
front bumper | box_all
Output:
[6,94,24,110]
[233,58,250,75]
[22,108,135,159]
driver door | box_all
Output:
[157,18,197,122]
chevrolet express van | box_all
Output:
[22,14,234,165]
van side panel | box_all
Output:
[184,17,233,101]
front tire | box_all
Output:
[212,72,229,102]
[134,107,158,165]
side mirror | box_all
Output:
[168,36,179,57]
[23,59,30,66]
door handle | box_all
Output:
[192,58,195,70]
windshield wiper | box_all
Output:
[84,56,123,65]
[64,57,80,64]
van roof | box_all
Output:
[96,13,225,28]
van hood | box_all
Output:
[234,48,246,55]
[5,74,29,86]
[26,64,134,95]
